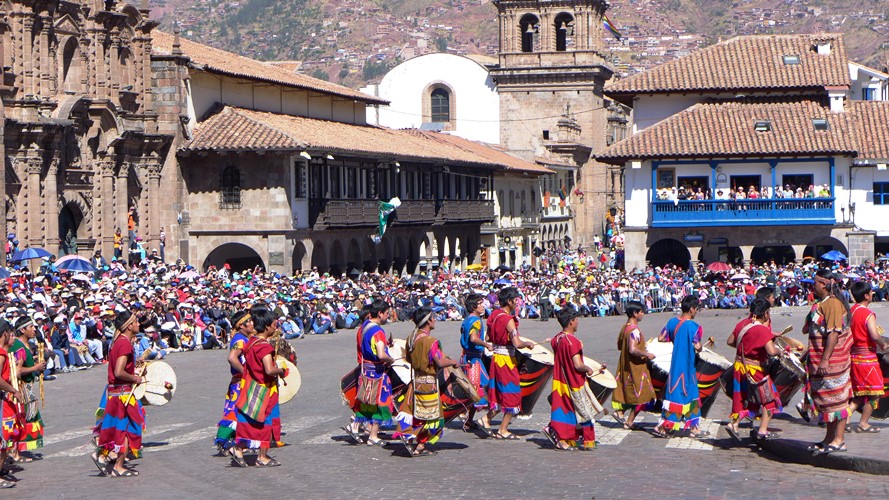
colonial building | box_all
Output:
[598,34,889,269]
[1,1,173,264]
[364,0,630,262]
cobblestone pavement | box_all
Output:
[9,305,889,499]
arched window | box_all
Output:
[431,88,450,123]
[554,13,575,52]
[520,14,540,53]
[221,166,241,207]
[60,37,82,93]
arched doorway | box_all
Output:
[804,237,848,262]
[203,243,264,272]
[59,203,84,256]
[646,238,691,268]
[330,240,345,276]
[292,241,308,272]
[751,246,796,266]
[311,242,327,272]
[347,238,362,276]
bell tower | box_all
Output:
[490,0,616,246]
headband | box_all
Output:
[414,312,433,330]
[117,313,137,333]
[235,314,252,329]
[16,319,34,332]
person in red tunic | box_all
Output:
[485,287,535,440]
[94,310,145,477]
[847,281,889,433]
[234,306,286,467]
[0,319,23,489]
[543,308,596,450]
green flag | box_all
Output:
[371,197,401,244]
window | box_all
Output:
[554,13,574,52]
[520,14,540,53]
[754,120,772,132]
[542,130,550,140]
[812,118,829,131]
[294,161,307,199]
[863,88,876,101]
[345,166,357,198]
[875,183,889,205]
[329,165,341,198]
[782,55,800,65]
[220,166,241,208]
[431,88,450,123]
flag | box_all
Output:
[603,13,622,41]
[558,185,568,201]
[371,197,401,244]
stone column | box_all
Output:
[146,162,162,251]
[98,161,116,257]
[26,158,43,248]
[792,244,807,264]
[115,162,131,250]
[846,231,876,266]
[44,158,60,255]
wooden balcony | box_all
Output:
[309,199,437,228]
[651,198,836,228]
[392,200,436,225]
[436,199,495,223]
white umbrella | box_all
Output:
[71,273,92,281]
[731,273,750,280]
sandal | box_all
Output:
[228,449,249,468]
[553,441,576,451]
[540,426,558,447]
[10,456,32,464]
[411,448,437,457]
[0,479,14,489]
[724,425,742,444]
[366,438,387,448]
[493,431,520,440]
[756,432,780,441]
[255,458,281,467]
[623,423,642,431]
[612,413,627,426]
[109,468,138,478]
[475,419,494,438]
[806,441,827,452]
[90,452,110,476]
[462,420,479,432]
[401,435,417,457]
[818,442,847,455]
[855,425,881,433]
[845,424,853,433]
[341,425,364,445]
[649,428,669,439]
[689,430,711,439]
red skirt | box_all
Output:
[851,347,885,397]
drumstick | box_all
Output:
[705,337,715,348]
[774,325,793,337]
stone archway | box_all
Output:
[292,240,308,272]
[59,202,84,256]
[311,241,328,272]
[203,243,264,272]
[347,238,362,275]
[804,236,848,262]
[646,238,691,269]
[330,240,346,276]
[751,245,796,266]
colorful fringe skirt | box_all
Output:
[215,376,244,450]
[488,353,521,414]
[96,385,145,458]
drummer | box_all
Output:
[92,310,145,477]
[612,301,657,430]
[542,308,596,450]
[847,281,888,433]
[394,305,459,456]
[485,287,535,440]
[459,293,493,435]
[234,306,286,467]
[214,310,254,461]
[725,299,783,443]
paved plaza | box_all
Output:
[11,305,889,499]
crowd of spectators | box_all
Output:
[656,183,832,202]
[3,244,888,384]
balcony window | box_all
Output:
[875,182,889,205]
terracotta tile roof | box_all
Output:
[605,34,851,97]
[180,106,549,173]
[596,98,856,164]
[152,31,387,105]
[850,101,889,161]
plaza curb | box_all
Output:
[757,438,889,476]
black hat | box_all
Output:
[0,318,11,333]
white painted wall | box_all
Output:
[362,53,500,144]
[849,164,889,236]
[849,62,889,101]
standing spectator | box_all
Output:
[113,228,123,260]
[159,227,167,262]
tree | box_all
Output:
[435,37,447,53]
[311,69,329,81]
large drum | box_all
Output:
[719,349,808,406]
[276,355,301,405]
[132,361,177,406]
[439,365,478,423]
[515,337,554,418]
[582,356,617,407]
[644,339,728,418]
[871,348,889,420]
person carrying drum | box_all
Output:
[725,299,783,442]
[9,317,47,462]
[485,287,535,440]
[233,306,286,467]
[846,281,888,434]
[394,305,459,456]
[344,299,395,447]
[651,295,709,438]
[542,308,596,450]
[214,310,254,460]
[612,301,657,431]
[459,293,493,435]
[92,310,145,477]
[0,319,23,489]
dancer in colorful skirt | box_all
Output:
[652,295,709,438]
[234,306,286,467]
[0,319,23,489]
[10,317,47,460]
[800,269,853,455]
[344,299,395,446]
[215,310,254,460]
[543,308,597,450]
[93,310,145,477]
[612,301,657,430]
[485,287,534,440]
[459,293,492,434]
[725,299,783,443]
[846,281,888,433]
[395,305,459,456]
